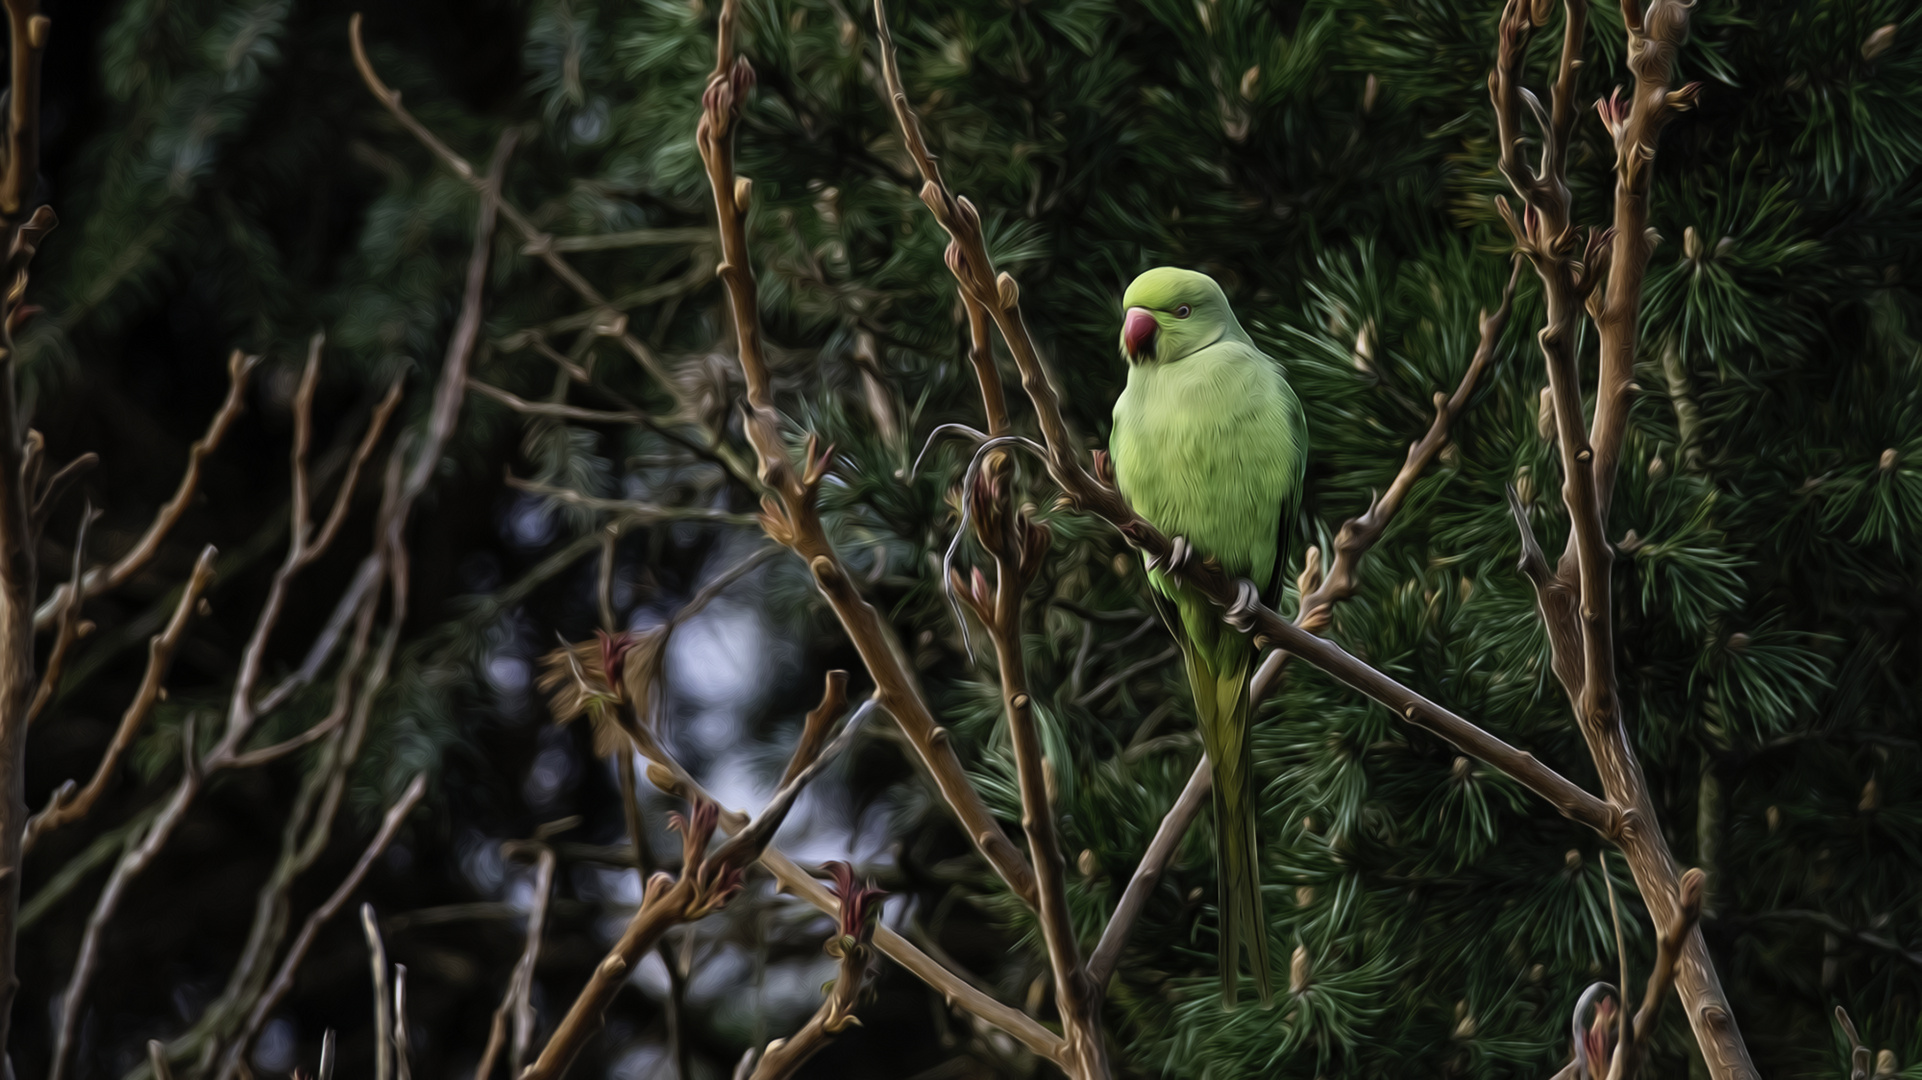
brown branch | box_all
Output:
[34,349,260,629]
[26,501,96,726]
[0,6,51,1042]
[504,473,759,527]
[21,545,216,854]
[1492,0,1748,1072]
[1087,755,1210,990]
[779,670,848,787]
[466,377,657,426]
[0,0,47,219]
[963,294,1008,437]
[739,862,882,1080]
[70,129,505,1080]
[958,455,1106,1075]
[636,734,1069,1065]
[693,0,1038,910]
[213,773,428,1080]
[523,700,874,1080]
[1617,867,1706,1080]
[1298,255,1523,629]
[363,904,396,1080]
[1586,0,1701,525]
[474,842,556,1080]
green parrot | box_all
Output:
[1108,267,1307,1009]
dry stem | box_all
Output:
[21,546,217,853]
[32,350,259,629]
[1086,756,1210,989]
[692,0,1037,909]
[737,862,881,1080]
[1490,0,1747,1071]
[212,773,429,1080]
[521,694,871,1080]
[474,843,556,1080]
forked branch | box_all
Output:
[735,861,883,1080]
[520,696,874,1080]
[691,0,1038,909]
[33,350,259,630]
[22,545,217,854]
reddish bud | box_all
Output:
[824,860,886,942]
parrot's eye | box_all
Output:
[1175,305,1192,319]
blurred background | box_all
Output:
[13,0,1922,1078]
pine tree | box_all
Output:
[13,0,1920,1077]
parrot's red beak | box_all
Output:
[1123,307,1158,359]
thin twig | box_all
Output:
[26,502,99,726]
[22,545,216,854]
[505,474,759,527]
[34,350,260,629]
[1603,851,1629,1072]
[1619,868,1707,1080]
[1492,0,1745,1070]
[364,904,395,1080]
[348,15,758,488]
[692,0,1037,908]
[742,862,883,1080]
[213,774,428,1080]
[1087,755,1211,989]
[393,964,413,1080]
[634,734,1067,1064]
[473,842,555,1080]
[522,701,876,1080]
[957,432,1106,1074]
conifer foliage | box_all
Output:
[7,0,1920,1078]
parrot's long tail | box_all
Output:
[1182,636,1274,1010]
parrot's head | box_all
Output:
[1118,267,1242,365]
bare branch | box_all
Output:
[779,670,849,788]
[472,842,555,1080]
[637,739,1068,1065]
[349,14,762,495]
[693,0,1038,909]
[525,703,875,1080]
[505,473,759,527]
[31,451,97,526]
[962,451,1106,1074]
[363,904,395,1080]
[22,545,216,854]
[0,0,49,219]
[34,350,260,629]
[466,377,657,426]
[26,501,97,726]
[214,774,428,1080]
[393,964,414,1080]
[1087,755,1210,990]
[1619,868,1707,1079]
[742,862,883,1080]
[1295,255,1523,630]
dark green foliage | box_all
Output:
[19,0,1922,1077]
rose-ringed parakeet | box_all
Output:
[1108,267,1307,1009]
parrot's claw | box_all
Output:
[1225,579,1263,632]
[1152,535,1194,576]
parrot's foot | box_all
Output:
[1225,579,1263,632]
[1151,535,1195,577]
